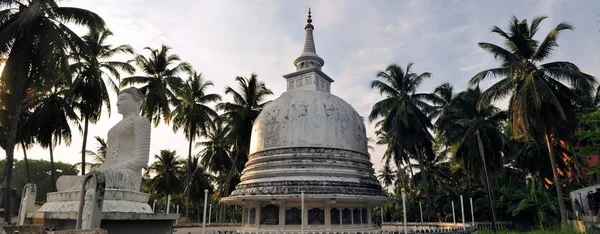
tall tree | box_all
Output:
[120,45,190,126]
[171,70,221,218]
[436,87,509,229]
[377,163,396,192]
[197,116,232,176]
[183,156,214,221]
[0,0,103,221]
[27,80,79,192]
[75,136,107,172]
[16,103,34,183]
[71,27,135,175]
[217,74,272,220]
[470,16,596,227]
[148,150,183,206]
[369,63,440,207]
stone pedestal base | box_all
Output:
[30,212,179,234]
[31,188,178,234]
[39,189,152,213]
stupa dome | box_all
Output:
[249,90,368,155]
[228,89,382,197]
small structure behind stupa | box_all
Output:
[221,9,392,232]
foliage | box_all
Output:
[0,159,78,202]
[120,45,191,126]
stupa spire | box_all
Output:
[294,8,324,70]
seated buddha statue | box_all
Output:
[56,87,151,192]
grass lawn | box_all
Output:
[478,230,581,234]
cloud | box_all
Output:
[2,0,599,178]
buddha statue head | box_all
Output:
[117,87,144,116]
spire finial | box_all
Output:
[307,8,312,24]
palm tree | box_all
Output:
[16,103,34,183]
[436,87,509,229]
[196,116,232,176]
[369,63,440,206]
[148,150,183,207]
[183,156,214,221]
[430,82,454,119]
[217,74,272,220]
[469,16,596,227]
[71,27,135,175]
[171,70,221,218]
[217,74,272,195]
[120,45,191,126]
[75,136,107,172]
[377,163,396,192]
[0,0,103,221]
[27,80,79,192]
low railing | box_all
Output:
[472,221,515,230]
[174,222,242,228]
[180,230,476,234]
[382,222,476,234]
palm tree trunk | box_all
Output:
[414,146,430,207]
[544,133,567,228]
[221,145,241,222]
[186,131,193,218]
[81,117,89,175]
[21,142,31,183]
[476,130,497,233]
[3,142,15,222]
[49,137,56,192]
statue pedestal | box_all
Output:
[30,211,179,234]
[31,189,179,234]
[39,189,153,213]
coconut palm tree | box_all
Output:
[377,163,396,192]
[436,87,509,229]
[71,27,135,175]
[171,69,221,217]
[148,150,183,205]
[469,16,597,227]
[217,74,272,198]
[16,103,34,183]
[0,0,103,221]
[183,156,214,221]
[120,45,191,126]
[217,74,272,221]
[429,82,454,119]
[27,80,79,192]
[74,136,107,172]
[369,63,441,206]
[196,116,232,176]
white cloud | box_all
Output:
[2,0,599,179]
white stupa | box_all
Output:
[222,9,391,232]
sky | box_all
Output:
[1,0,600,175]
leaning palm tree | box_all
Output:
[120,45,191,126]
[369,63,440,206]
[71,27,135,175]
[0,0,103,221]
[148,150,184,206]
[171,70,221,218]
[27,80,80,192]
[469,16,596,227]
[217,74,272,220]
